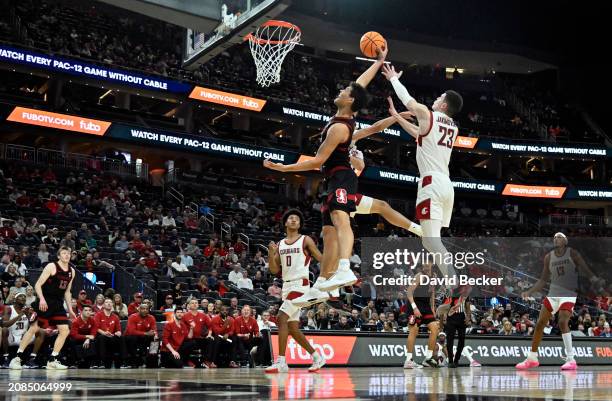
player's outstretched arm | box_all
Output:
[352,111,414,143]
[382,64,430,123]
[387,97,419,139]
[267,241,281,276]
[355,45,388,88]
[263,123,348,172]
[522,254,551,300]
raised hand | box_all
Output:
[382,64,403,81]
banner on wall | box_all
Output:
[5,106,612,201]
[271,333,612,366]
[188,86,267,111]
[0,45,192,93]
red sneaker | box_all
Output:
[515,359,539,370]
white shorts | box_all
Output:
[350,194,374,217]
[415,172,454,228]
[544,296,576,314]
[279,279,309,322]
[8,333,32,347]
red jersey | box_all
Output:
[210,315,234,336]
[161,319,190,352]
[182,311,211,338]
[42,262,74,299]
[124,313,157,336]
[320,116,355,175]
[70,316,96,341]
[233,316,259,338]
[127,302,141,315]
[93,310,121,333]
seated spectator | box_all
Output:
[500,320,515,335]
[267,280,281,299]
[123,303,158,368]
[237,271,253,291]
[24,286,36,307]
[161,307,196,368]
[185,238,201,257]
[207,270,219,291]
[160,294,175,312]
[127,292,143,315]
[37,244,50,264]
[92,294,106,313]
[183,299,214,368]
[179,250,193,268]
[113,294,129,319]
[114,235,129,252]
[170,256,188,276]
[94,298,123,369]
[196,275,209,294]
[333,315,352,330]
[210,305,237,368]
[203,240,216,259]
[233,305,260,367]
[68,305,97,368]
[75,290,92,315]
[228,264,242,286]
[161,213,176,228]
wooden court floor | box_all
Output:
[0,366,610,401]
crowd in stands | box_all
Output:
[0,0,600,145]
[0,158,610,369]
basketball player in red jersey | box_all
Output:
[10,246,77,370]
[264,46,389,300]
[266,209,325,373]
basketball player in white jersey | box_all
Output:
[383,65,463,292]
[348,118,423,237]
[516,232,596,370]
[1,294,31,361]
[266,209,326,373]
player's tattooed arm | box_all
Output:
[267,241,281,276]
[387,97,419,139]
[263,123,348,172]
[304,236,323,263]
[522,253,551,300]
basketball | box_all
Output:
[360,31,386,58]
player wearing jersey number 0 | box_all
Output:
[383,65,463,299]
[516,232,598,371]
[266,209,326,373]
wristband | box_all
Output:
[411,303,417,309]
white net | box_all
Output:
[247,21,301,87]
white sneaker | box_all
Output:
[308,353,326,372]
[403,359,422,369]
[46,360,68,370]
[317,269,357,292]
[291,287,329,307]
[470,360,482,367]
[265,361,289,373]
[8,357,22,370]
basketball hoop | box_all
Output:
[246,20,301,87]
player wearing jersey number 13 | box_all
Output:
[516,232,598,371]
[383,64,463,310]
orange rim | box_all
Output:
[245,20,301,45]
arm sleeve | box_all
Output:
[390,77,414,106]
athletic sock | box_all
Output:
[562,332,574,360]
[462,349,474,363]
[425,349,433,359]
[311,351,321,361]
[277,356,285,365]
[338,259,350,272]
[406,352,413,361]
[16,351,26,362]
[528,351,539,361]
